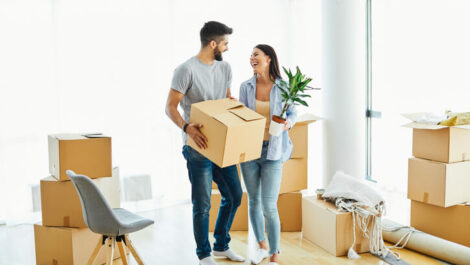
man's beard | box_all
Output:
[214,49,223,61]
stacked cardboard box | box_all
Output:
[35,133,122,265]
[405,124,470,247]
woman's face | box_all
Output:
[250,48,271,74]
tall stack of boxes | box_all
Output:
[407,125,470,247]
[34,133,122,265]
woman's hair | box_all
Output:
[255,44,281,81]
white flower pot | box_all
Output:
[269,118,285,136]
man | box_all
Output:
[165,21,245,265]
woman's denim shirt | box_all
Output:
[239,75,297,162]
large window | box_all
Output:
[0,0,322,222]
[369,0,470,193]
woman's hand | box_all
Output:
[283,120,291,131]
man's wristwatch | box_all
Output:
[183,123,189,133]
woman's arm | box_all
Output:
[285,102,298,129]
[239,82,247,106]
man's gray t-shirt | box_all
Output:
[171,56,232,144]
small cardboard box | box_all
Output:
[48,133,112,181]
[212,164,242,189]
[187,99,266,168]
[403,115,470,163]
[302,196,370,257]
[209,190,248,232]
[41,167,121,228]
[411,200,470,247]
[289,114,319,159]
[278,192,302,232]
[408,158,470,207]
[34,224,121,265]
[279,158,307,194]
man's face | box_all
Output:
[213,35,229,61]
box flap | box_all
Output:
[295,113,321,126]
[193,99,243,116]
[229,106,264,121]
[212,112,245,127]
[52,134,88,140]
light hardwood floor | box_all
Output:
[0,203,447,265]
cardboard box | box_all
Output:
[212,164,242,189]
[411,200,470,247]
[302,196,370,257]
[408,158,470,207]
[41,167,121,228]
[289,114,319,159]
[278,192,302,232]
[279,158,307,194]
[48,133,112,181]
[209,190,248,232]
[187,98,265,168]
[34,224,121,265]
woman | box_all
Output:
[239,44,297,265]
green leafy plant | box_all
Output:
[275,66,314,120]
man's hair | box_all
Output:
[200,21,233,47]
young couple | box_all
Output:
[165,21,297,265]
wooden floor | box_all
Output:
[0,203,447,265]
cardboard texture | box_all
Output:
[408,158,470,207]
[187,99,266,168]
[302,196,371,257]
[34,224,121,265]
[41,167,121,228]
[209,190,248,232]
[289,114,319,159]
[411,200,470,247]
[48,133,112,181]
[408,126,470,163]
[278,192,302,232]
[279,158,307,194]
[212,164,242,189]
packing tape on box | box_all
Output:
[53,259,58,265]
[63,216,70,227]
[423,192,429,203]
[239,153,246,163]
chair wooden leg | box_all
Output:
[105,236,115,265]
[124,235,144,265]
[117,239,129,265]
[87,235,105,265]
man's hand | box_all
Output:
[228,96,238,101]
[187,123,208,149]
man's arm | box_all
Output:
[165,89,208,149]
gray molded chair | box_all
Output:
[66,170,154,265]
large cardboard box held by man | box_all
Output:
[278,192,302,232]
[411,200,470,247]
[48,133,112,181]
[209,190,248,232]
[41,167,121,228]
[302,196,371,257]
[408,158,470,207]
[279,158,307,194]
[187,98,265,168]
[34,224,121,265]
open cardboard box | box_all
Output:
[403,113,470,163]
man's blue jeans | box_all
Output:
[182,145,243,260]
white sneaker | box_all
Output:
[200,256,218,265]
[213,249,245,262]
[251,248,269,264]
[269,263,279,265]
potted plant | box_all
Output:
[269,66,314,136]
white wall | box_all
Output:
[321,0,367,185]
